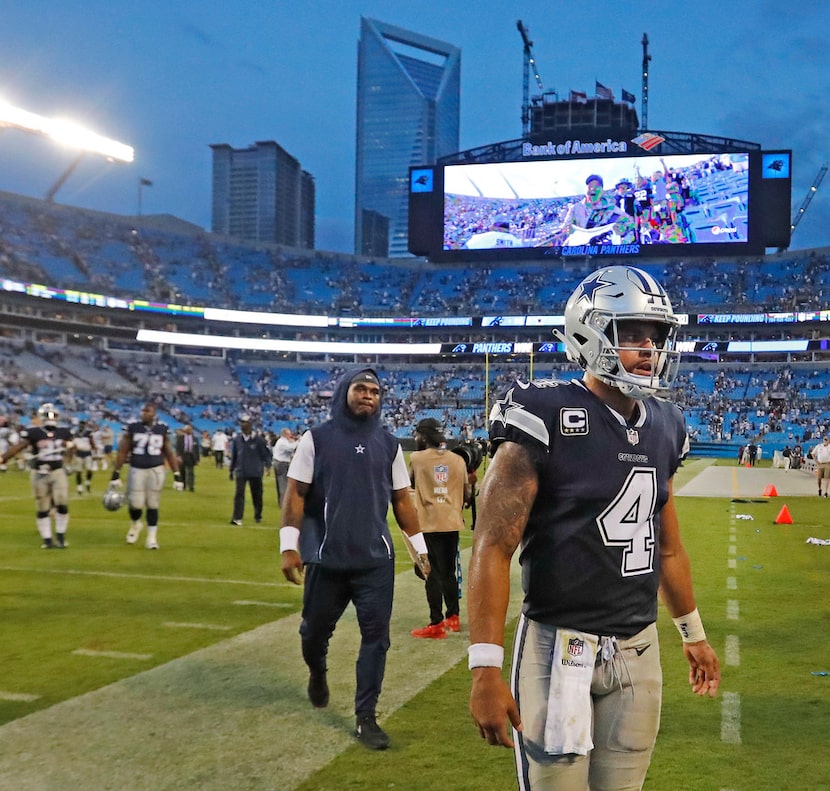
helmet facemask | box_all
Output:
[597,314,680,398]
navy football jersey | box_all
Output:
[74,427,95,457]
[124,420,170,469]
[489,377,688,638]
[20,425,74,471]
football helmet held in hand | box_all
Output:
[102,483,125,511]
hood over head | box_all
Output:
[330,367,383,432]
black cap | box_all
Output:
[350,371,380,386]
[416,417,442,434]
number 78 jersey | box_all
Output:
[488,377,688,638]
[124,420,170,469]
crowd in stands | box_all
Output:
[4,338,830,459]
[2,189,830,456]
[1,190,828,317]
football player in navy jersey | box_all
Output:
[467,266,720,791]
[111,402,179,550]
[1,403,74,548]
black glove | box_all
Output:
[111,470,120,481]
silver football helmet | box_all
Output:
[37,403,60,427]
[553,266,681,399]
[102,484,125,511]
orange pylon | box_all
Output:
[774,504,793,524]
[762,484,779,497]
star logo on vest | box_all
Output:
[354,444,366,454]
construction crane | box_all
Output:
[790,162,828,240]
[641,33,651,130]
[517,20,544,136]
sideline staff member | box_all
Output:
[408,417,469,639]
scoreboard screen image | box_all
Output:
[409,148,791,261]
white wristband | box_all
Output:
[468,643,504,670]
[673,607,707,643]
[279,526,300,553]
[408,531,428,555]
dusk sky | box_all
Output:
[2,1,828,253]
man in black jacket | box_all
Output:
[175,423,200,491]
[228,415,271,525]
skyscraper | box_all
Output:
[211,140,315,249]
[355,18,460,257]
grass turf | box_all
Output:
[1,460,829,789]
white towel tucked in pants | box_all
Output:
[543,628,599,755]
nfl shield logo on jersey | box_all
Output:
[433,464,449,484]
[567,637,585,657]
[626,428,640,446]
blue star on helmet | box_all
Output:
[576,270,615,304]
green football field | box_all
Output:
[0,458,828,790]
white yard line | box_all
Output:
[0,565,288,588]
[163,622,233,631]
[0,691,40,702]
[72,648,153,661]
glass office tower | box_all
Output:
[355,17,460,257]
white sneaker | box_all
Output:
[126,521,143,544]
[145,538,159,550]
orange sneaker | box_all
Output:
[443,614,461,633]
[411,623,447,639]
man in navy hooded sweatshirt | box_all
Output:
[280,368,430,750]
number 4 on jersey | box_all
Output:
[596,467,657,576]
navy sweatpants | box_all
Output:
[299,561,394,716]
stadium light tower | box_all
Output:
[0,98,134,201]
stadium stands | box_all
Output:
[2,189,830,454]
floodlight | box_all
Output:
[0,98,133,162]
[47,118,133,162]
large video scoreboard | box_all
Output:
[409,140,792,260]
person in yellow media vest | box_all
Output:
[408,417,471,639]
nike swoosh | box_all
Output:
[634,644,651,656]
